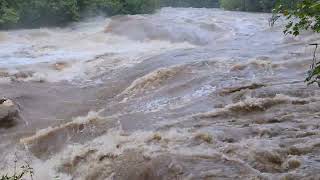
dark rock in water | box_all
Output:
[0,98,19,128]
[0,70,9,77]
[12,71,34,80]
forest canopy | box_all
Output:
[219,0,304,12]
[0,0,219,28]
[0,0,313,29]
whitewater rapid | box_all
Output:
[1,7,320,180]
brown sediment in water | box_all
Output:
[219,83,266,96]
[196,94,314,118]
[0,32,7,42]
[52,62,70,71]
[20,111,118,159]
[121,66,187,97]
[1,7,320,180]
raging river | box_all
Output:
[1,7,320,180]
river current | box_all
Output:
[1,7,320,180]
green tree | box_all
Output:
[0,1,19,27]
[1,163,33,180]
[275,0,320,86]
[159,0,219,8]
[77,0,122,16]
[119,0,158,14]
[0,0,220,29]
[219,0,277,12]
[0,0,160,28]
[275,0,320,36]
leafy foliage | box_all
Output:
[219,0,303,12]
[0,0,158,28]
[0,1,19,27]
[275,0,320,36]
[219,0,277,12]
[0,0,80,28]
[159,0,219,8]
[219,0,243,11]
[0,163,34,180]
[77,0,158,16]
[275,0,320,86]
[305,44,320,86]
[0,0,219,29]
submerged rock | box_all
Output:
[0,70,9,77]
[0,98,19,128]
[13,71,34,79]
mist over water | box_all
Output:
[1,7,320,179]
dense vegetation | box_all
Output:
[275,0,319,35]
[219,0,301,12]
[1,0,308,29]
[0,0,158,28]
[0,0,219,28]
[220,0,274,12]
[159,0,219,8]
[0,163,33,180]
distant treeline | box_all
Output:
[0,0,154,28]
[0,0,220,28]
[0,0,298,29]
[159,0,219,8]
[220,0,301,12]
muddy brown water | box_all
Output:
[1,7,320,180]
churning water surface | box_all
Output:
[1,7,320,180]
